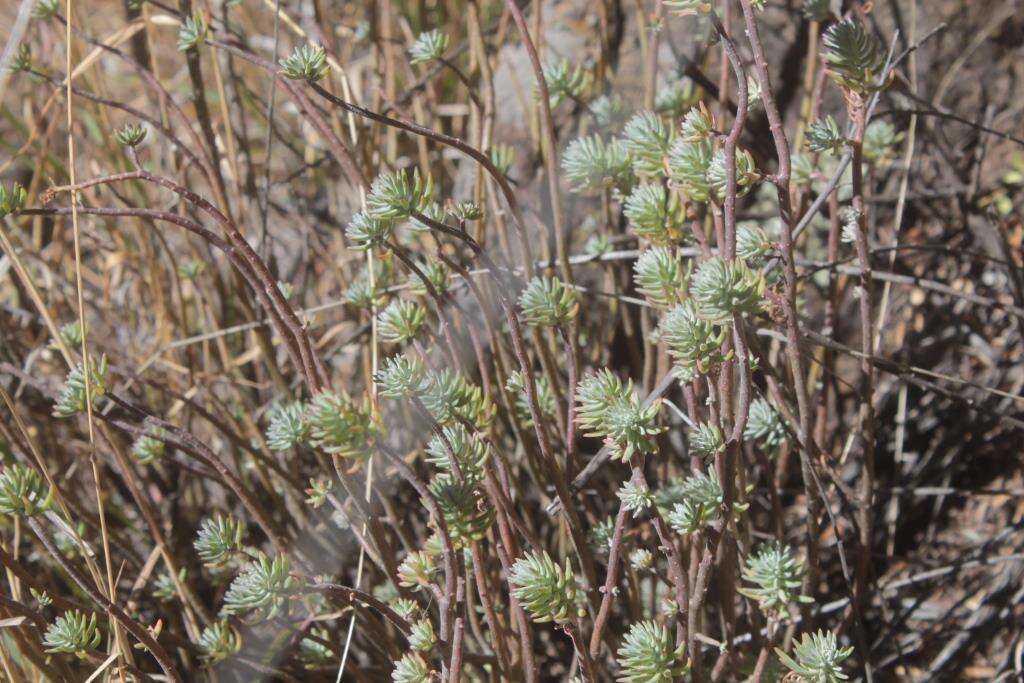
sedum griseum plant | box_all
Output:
[7,0,966,676]
[43,611,101,657]
[509,550,583,624]
[777,630,854,682]
[616,619,688,682]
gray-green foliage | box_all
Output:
[392,653,432,683]
[776,630,854,682]
[222,553,297,619]
[543,58,587,107]
[0,464,50,517]
[194,514,246,567]
[744,398,788,452]
[408,30,449,64]
[823,19,882,93]
[621,111,674,177]
[562,135,634,193]
[739,542,809,614]
[366,169,433,221]
[664,471,724,534]
[198,621,242,662]
[424,423,491,479]
[280,44,329,82]
[519,276,579,327]
[616,619,687,681]
[509,550,581,624]
[660,300,730,374]
[624,184,684,244]
[689,422,724,461]
[576,370,664,461]
[428,473,493,547]
[132,427,169,464]
[806,115,844,155]
[668,139,713,202]
[377,299,426,344]
[307,391,376,458]
[633,247,686,309]
[43,610,101,657]
[52,355,108,418]
[691,257,765,322]
[265,402,309,452]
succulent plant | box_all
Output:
[576,370,663,461]
[633,246,686,309]
[590,515,616,554]
[194,514,246,567]
[132,427,169,464]
[506,370,558,425]
[659,300,730,373]
[739,542,810,614]
[617,479,654,517]
[591,93,631,129]
[307,391,376,459]
[624,184,684,245]
[823,19,883,93]
[114,123,147,147]
[744,398,788,452]
[707,147,760,200]
[398,549,437,590]
[630,548,654,570]
[176,14,207,52]
[33,0,61,20]
[366,169,434,221]
[691,257,766,322]
[689,422,724,461]
[509,550,582,624]
[408,29,449,65]
[806,115,845,156]
[543,58,587,107]
[655,81,697,119]
[222,552,297,619]
[0,464,51,517]
[621,111,674,177]
[737,224,774,264]
[863,120,904,165]
[52,355,108,418]
[408,618,436,651]
[679,102,715,142]
[490,143,516,175]
[265,402,309,452]
[377,299,426,344]
[153,568,186,602]
[562,135,635,193]
[776,630,854,682]
[43,610,101,657]
[519,276,579,327]
[52,320,83,350]
[616,619,688,681]
[802,0,831,21]
[391,597,419,621]
[425,423,491,479]
[376,353,428,399]
[280,44,329,82]
[392,653,432,683]
[346,210,395,250]
[665,471,724,534]
[298,627,334,667]
[668,139,713,202]
[421,369,494,428]
[428,473,493,547]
